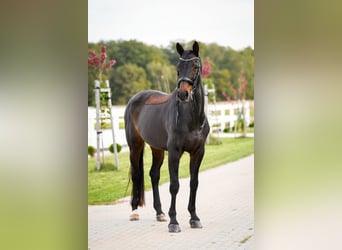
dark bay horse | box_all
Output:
[124,41,210,233]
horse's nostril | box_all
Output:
[178,91,189,101]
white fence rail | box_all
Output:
[88,102,251,148]
[207,101,251,133]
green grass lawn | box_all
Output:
[88,136,254,204]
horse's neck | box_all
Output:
[178,82,206,130]
[193,83,206,126]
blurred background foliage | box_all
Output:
[88,40,254,105]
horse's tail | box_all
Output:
[130,146,145,207]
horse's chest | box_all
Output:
[182,130,205,150]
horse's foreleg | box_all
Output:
[149,147,167,222]
[188,146,205,228]
[167,149,181,232]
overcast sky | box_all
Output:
[88,0,254,50]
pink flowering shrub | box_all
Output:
[88,45,116,82]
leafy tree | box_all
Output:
[209,69,233,102]
[110,64,151,105]
[106,40,151,70]
[149,45,169,65]
[239,47,254,99]
[146,62,176,92]
[200,43,227,70]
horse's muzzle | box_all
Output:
[177,81,192,102]
[177,90,189,102]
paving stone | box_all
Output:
[89,155,254,250]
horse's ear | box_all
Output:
[176,43,184,56]
[192,41,199,57]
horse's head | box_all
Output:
[176,41,202,102]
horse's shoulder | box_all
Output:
[144,91,173,105]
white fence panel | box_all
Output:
[207,101,250,132]
[88,102,251,148]
[88,106,127,148]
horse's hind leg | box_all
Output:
[149,147,167,222]
[129,138,145,221]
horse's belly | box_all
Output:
[141,130,168,150]
[137,117,168,150]
[145,135,167,150]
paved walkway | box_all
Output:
[89,155,254,250]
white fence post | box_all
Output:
[94,80,101,171]
[105,80,119,170]
[204,84,209,144]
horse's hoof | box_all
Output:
[129,210,139,221]
[190,219,203,228]
[168,224,181,233]
[156,213,167,222]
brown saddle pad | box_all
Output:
[144,93,172,105]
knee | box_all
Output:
[149,169,160,182]
[169,180,179,194]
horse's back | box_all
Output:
[144,92,173,105]
[125,90,152,132]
